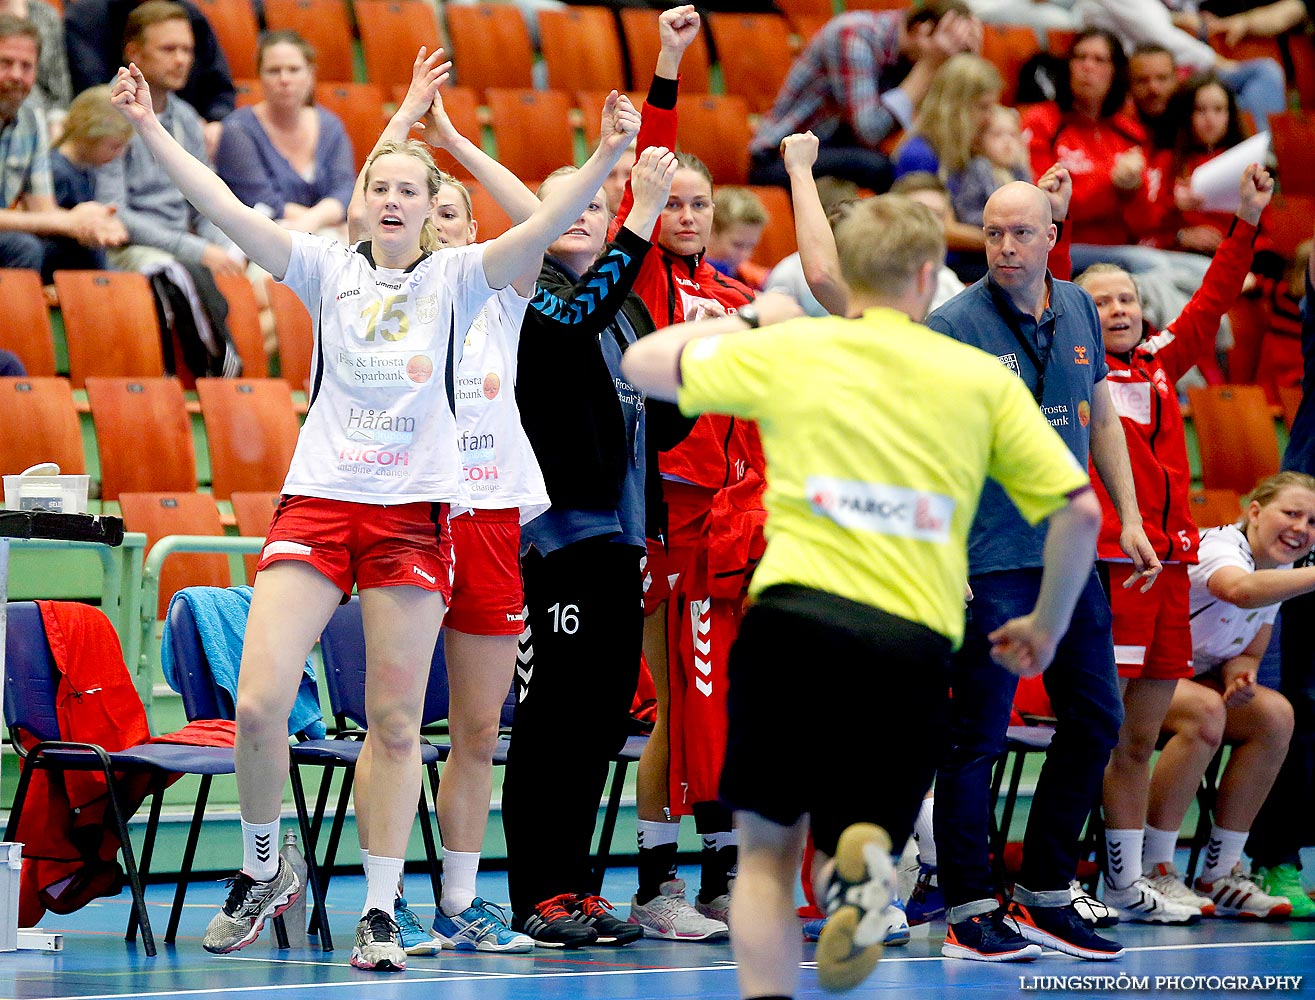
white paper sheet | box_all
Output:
[1189,132,1271,213]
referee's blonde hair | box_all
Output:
[363,139,444,252]
[834,195,946,300]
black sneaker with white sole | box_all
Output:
[513,894,599,948]
[567,893,643,945]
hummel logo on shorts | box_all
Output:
[412,566,436,584]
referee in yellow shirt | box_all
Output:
[622,193,1103,998]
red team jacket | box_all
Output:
[1091,217,1258,564]
[609,99,761,492]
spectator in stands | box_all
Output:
[705,186,768,289]
[893,53,1001,278]
[50,85,133,271]
[1128,43,1180,149]
[763,174,857,317]
[1022,28,1208,327]
[1173,0,1311,46]
[65,0,235,152]
[0,14,126,279]
[1140,470,1315,919]
[214,32,354,240]
[747,1,981,192]
[965,0,1080,34]
[1247,208,1315,919]
[620,189,1104,998]
[927,177,1161,963]
[949,104,1031,229]
[0,0,68,124]
[1073,0,1287,132]
[1145,74,1249,256]
[1230,239,1310,398]
[95,1,241,277]
[1077,165,1272,926]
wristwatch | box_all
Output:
[737,303,760,328]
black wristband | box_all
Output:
[648,74,678,110]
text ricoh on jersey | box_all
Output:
[276,231,500,505]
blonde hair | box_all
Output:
[898,54,1003,176]
[436,172,474,224]
[834,195,946,299]
[711,186,768,235]
[1243,471,1315,523]
[61,86,134,146]
[1074,262,1142,304]
[363,140,444,251]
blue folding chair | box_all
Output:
[3,601,236,956]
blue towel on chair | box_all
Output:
[160,586,326,739]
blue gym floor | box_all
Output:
[7,860,1315,1000]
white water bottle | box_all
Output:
[276,831,309,948]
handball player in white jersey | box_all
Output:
[342,61,549,955]
[110,48,641,971]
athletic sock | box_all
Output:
[1198,825,1250,884]
[1104,828,1143,890]
[636,819,681,902]
[913,796,937,867]
[1142,824,1180,871]
[440,848,481,916]
[364,855,405,917]
[699,831,738,903]
[241,819,280,882]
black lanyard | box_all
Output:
[990,281,1054,406]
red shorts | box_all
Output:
[643,480,717,616]
[446,508,525,636]
[1109,562,1194,680]
[258,495,454,602]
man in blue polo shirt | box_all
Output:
[925,179,1162,963]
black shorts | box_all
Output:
[719,584,952,857]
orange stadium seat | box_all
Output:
[0,268,56,376]
[842,0,909,11]
[196,379,301,499]
[618,7,711,93]
[774,0,833,35]
[706,13,794,115]
[981,23,1041,106]
[0,377,85,477]
[679,93,752,185]
[53,270,164,389]
[231,490,281,582]
[1047,27,1078,55]
[1270,111,1315,198]
[232,77,259,108]
[746,185,797,269]
[539,8,628,94]
[1187,384,1281,495]
[266,278,315,391]
[1264,194,1315,259]
[465,180,516,240]
[357,0,448,90]
[314,81,389,171]
[193,0,260,79]
[487,88,577,182]
[789,14,832,46]
[1279,385,1304,431]
[85,377,198,501]
[444,3,535,95]
[263,0,357,83]
[1286,31,1315,109]
[212,272,268,378]
[1188,488,1243,532]
[118,491,231,617]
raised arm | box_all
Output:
[782,131,849,317]
[348,47,451,242]
[109,64,292,278]
[481,92,639,290]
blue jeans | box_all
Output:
[1218,58,1287,134]
[934,568,1123,908]
[0,231,106,281]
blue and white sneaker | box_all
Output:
[432,897,534,953]
[803,900,910,946]
[395,897,440,956]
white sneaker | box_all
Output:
[628,879,729,940]
[1195,864,1295,920]
[1144,862,1216,917]
[1103,877,1201,924]
[1069,879,1117,928]
[694,891,730,926]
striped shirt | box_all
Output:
[0,99,52,209]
